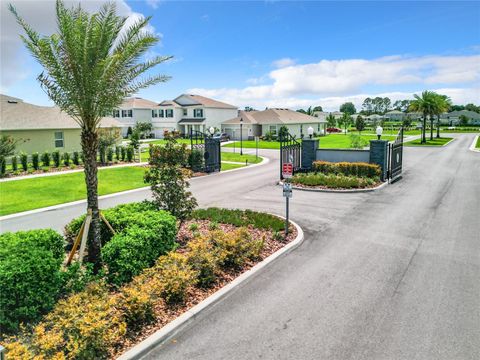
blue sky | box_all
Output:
[1,0,479,111]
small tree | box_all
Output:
[145,133,197,222]
[459,114,469,127]
[402,116,413,129]
[326,113,336,129]
[134,121,153,139]
[355,115,365,134]
[339,113,352,135]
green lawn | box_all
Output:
[221,163,246,171]
[220,152,262,164]
[476,136,480,149]
[0,166,147,216]
[404,137,453,147]
[222,134,395,150]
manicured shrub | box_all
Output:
[188,149,203,171]
[120,146,126,161]
[20,152,28,171]
[107,147,114,162]
[99,145,107,164]
[63,152,70,166]
[0,229,65,333]
[312,160,380,179]
[11,155,18,171]
[292,172,376,189]
[102,211,177,285]
[117,280,155,329]
[41,151,51,167]
[52,150,61,167]
[31,152,40,170]
[126,146,134,162]
[115,146,121,161]
[0,156,5,176]
[72,151,80,165]
[187,236,218,288]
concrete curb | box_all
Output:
[469,136,480,153]
[0,156,270,221]
[117,218,304,360]
[278,180,388,193]
[404,137,455,148]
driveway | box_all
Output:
[1,134,479,359]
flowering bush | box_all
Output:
[312,160,380,179]
[187,236,219,288]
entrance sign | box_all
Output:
[282,162,293,179]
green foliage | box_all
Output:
[127,126,133,137]
[120,146,126,161]
[145,134,198,221]
[20,152,28,171]
[107,147,114,162]
[72,151,80,165]
[187,237,218,288]
[355,115,365,133]
[99,145,107,165]
[293,172,377,188]
[278,125,289,140]
[326,113,337,127]
[11,155,18,171]
[115,146,121,161]
[0,135,17,157]
[31,152,40,170]
[0,156,5,176]
[129,130,140,150]
[126,146,134,162]
[134,121,153,139]
[348,134,368,149]
[188,149,204,171]
[63,152,70,166]
[340,102,356,115]
[312,161,381,179]
[52,150,60,167]
[0,229,65,333]
[41,151,50,167]
[192,208,285,232]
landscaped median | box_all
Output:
[1,204,298,359]
[404,137,454,147]
[289,161,383,191]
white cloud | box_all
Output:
[188,54,480,110]
[0,0,160,89]
[272,57,296,68]
[146,0,162,9]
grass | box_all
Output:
[0,166,147,216]
[476,136,480,149]
[221,163,245,171]
[222,134,396,150]
[404,137,453,147]
[220,152,262,164]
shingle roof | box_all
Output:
[120,97,159,109]
[173,94,237,109]
[223,109,327,125]
[1,94,121,131]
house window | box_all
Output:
[269,125,277,135]
[194,109,203,118]
[159,109,164,117]
[152,110,158,118]
[121,110,127,118]
[54,131,64,148]
[183,109,188,116]
[166,109,173,118]
[113,109,120,117]
[127,110,132,117]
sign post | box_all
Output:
[282,162,293,236]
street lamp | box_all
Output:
[239,118,243,156]
[209,126,215,136]
[307,126,314,139]
[376,126,383,140]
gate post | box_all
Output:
[369,140,388,181]
[301,138,319,170]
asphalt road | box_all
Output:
[1,134,479,359]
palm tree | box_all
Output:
[10,1,171,271]
[432,93,452,138]
[408,91,436,144]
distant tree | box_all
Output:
[402,116,413,129]
[465,103,480,113]
[382,97,392,113]
[326,113,337,128]
[450,105,465,112]
[340,102,356,115]
[355,115,365,134]
[393,99,412,112]
[459,114,469,126]
[313,106,323,112]
[296,109,307,114]
[362,97,373,115]
[338,113,352,135]
[432,93,451,138]
[409,91,437,143]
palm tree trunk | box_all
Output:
[81,128,102,273]
[422,116,426,143]
[436,115,440,138]
[430,117,434,140]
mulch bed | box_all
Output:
[112,219,297,358]
[291,181,384,191]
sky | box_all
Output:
[1,0,479,111]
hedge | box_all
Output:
[292,172,377,188]
[312,160,381,179]
[0,229,65,333]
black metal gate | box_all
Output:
[190,129,221,173]
[279,131,301,179]
[388,127,403,182]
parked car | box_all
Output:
[212,133,230,142]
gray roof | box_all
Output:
[1,94,121,131]
[223,108,327,125]
[442,110,480,119]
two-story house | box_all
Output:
[113,97,160,137]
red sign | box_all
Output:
[282,162,293,178]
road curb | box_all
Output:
[469,136,480,153]
[278,180,388,193]
[117,218,304,360]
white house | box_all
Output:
[221,108,327,140]
[113,94,238,138]
[440,110,480,125]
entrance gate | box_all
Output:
[388,127,403,182]
[190,129,221,173]
[279,131,301,180]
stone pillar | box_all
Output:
[369,140,388,181]
[301,138,319,170]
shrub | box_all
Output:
[107,147,114,163]
[0,229,65,333]
[349,134,368,149]
[189,222,199,232]
[126,146,134,162]
[208,221,219,231]
[120,146,126,161]
[11,155,18,171]
[115,146,121,161]
[187,237,218,288]
[63,152,70,166]
[72,151,80,165]
[0,156,5,176]
[52,150,61,167]
[117,279,154,329]
[20,152,28,171]
[292,172,376,189]
[41,151,51,167]
[155,252,197,304]
[31,152,40,170]
[188,149,203,171]
[102,210,177,285]
[312,160,380,179]
[99,145,107,165]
